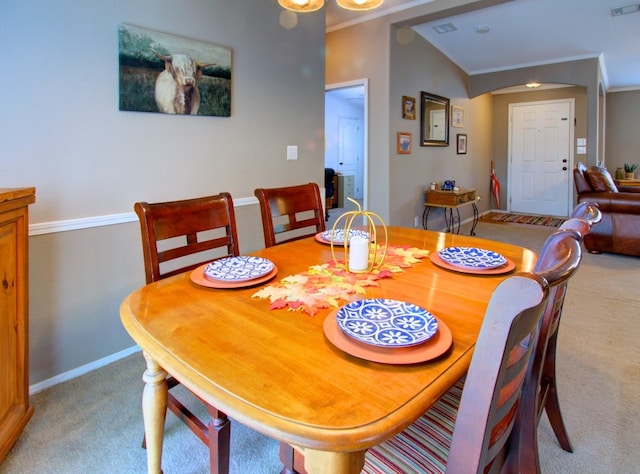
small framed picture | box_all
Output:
[402,96,416,120]
[397,132,412,154]
[456,134,467,154]
[451,105,465,128]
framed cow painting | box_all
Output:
[118,24,231,117]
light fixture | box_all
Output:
[475,25,490,34]
[526,82,541,88]
[278,0,324,12]
[278,0,384,13]
[336,0,384,11]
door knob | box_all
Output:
[562,167,568,171]
[562,159,568,163]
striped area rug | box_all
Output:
[484,212,566,227]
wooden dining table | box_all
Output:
[120,226,537,474]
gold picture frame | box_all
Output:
[397,132,412,154]
[402,96,416,120]
[451,105,465,128]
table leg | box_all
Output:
[304,448,366,474]
[142,352,168,474]
[470,203,479,236]
[453,208,462,234]
[422,206,432,230]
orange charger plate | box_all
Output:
[429,252,515,275]
[190,263,278,289]
[323,310,452,364]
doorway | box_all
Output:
[508,99,574,217]
[325,79,368,210]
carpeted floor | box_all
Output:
[1,221,639,473]
[481,211,566,227]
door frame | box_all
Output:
[326,78,368,211]
[507,98,575,217]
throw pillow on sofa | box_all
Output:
[585,166,618,192]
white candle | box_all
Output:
[349,235,370,272]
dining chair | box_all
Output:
[362,271,551,474]
[281,271,551,474]
[516,211,598,470]
[254,182,326,248]
[325,168,336,220]
[134,192,240,474]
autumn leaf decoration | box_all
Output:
[252,245,429,316]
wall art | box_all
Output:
[451,105,465,128]
[397,132,412,154]
[402,96,416,120]
[119,24,231,116]
[456,134,467,154]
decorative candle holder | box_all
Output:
[330,198,388,273]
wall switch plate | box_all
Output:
[286,145,298,160]
[577,146,587,154]
[577,138,586,146]
[414,216,420,228]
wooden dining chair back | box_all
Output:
[134,192,239,474]
[254,183,325,248]
[349,272,550,474]
[135,193,239,283]
[515,220,587,471]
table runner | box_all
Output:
[252,245,429,316]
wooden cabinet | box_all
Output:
[0,187,35,462]
[337,175,354,208]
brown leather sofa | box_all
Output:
[573,162,640,256]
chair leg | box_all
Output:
[543,378,573,452]
[208,407,231,474]
[279,443,298,474]
[279,442,307,474]
[541,335,573,452]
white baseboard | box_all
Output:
[29,345,142,395]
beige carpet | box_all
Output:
[2,221,639,473]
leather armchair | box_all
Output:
[573,162,640,256]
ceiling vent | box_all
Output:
[433,22,457,34]
[611,3,640,16]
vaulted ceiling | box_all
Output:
[326,0,640,91]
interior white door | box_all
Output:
[338,117,363,199]
[429,109,446,141]
[508,100,573,217]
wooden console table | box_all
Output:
[614,179,640,187]
[423,188,478,235]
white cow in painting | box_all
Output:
[151,48,214,115]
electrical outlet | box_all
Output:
[286,145,298,160]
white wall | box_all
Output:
[1,0,326,386]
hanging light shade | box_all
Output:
[336,0,384,11]
[278,0,325,12]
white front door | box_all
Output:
[508,99,573,217]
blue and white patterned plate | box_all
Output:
[437,247,507,270]
[320,228,370,245]
[204,256,275,282]
[335,298,439,348]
